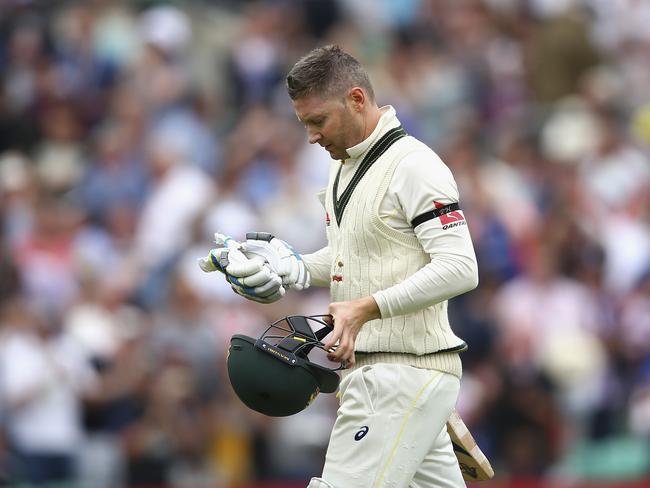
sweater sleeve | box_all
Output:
[372,150,479,318]
[302,246,332,287]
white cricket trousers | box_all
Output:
[308,364,465,488]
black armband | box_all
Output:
[411,202,461,228]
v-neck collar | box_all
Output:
[332,125,407,226]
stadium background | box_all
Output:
[0,0,649,487]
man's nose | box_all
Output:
[308,130,321,144]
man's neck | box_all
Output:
[361,106,383,141]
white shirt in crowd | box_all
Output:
[0,329,97,453]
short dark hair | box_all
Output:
[286,45,375,101]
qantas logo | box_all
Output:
[434,201,464,223]
[434,201,466,230]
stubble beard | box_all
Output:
[333,107,364,160]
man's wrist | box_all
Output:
[358,296,381,322]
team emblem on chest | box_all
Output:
[332,256,344,282]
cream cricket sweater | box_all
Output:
[304,107,478,378]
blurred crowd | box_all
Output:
[0,0,649,486]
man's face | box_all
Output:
[292,92,363,160]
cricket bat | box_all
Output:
[446,409,495,482]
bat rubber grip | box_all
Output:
[246,231,274,242]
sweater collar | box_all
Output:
[345,105,400,163]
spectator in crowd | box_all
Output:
[0,298,98,485]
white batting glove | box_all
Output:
[198,233,285,303]
[241,232,310,291]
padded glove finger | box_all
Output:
[227,266,283,295]
[291,258,310,291]
[224,249,267,278]
[242,233,310,290]
[226,265,274,287]
[269,238,308,289]
[198,246,266,279]
[231,282,286,304]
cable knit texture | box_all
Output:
[324,135,465,377]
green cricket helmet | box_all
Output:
[227,315,342,417]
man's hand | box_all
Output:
[323,296,381,367]
[242,232,310,290]
[198,233,285,304]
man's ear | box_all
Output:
[348,87,366,112]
